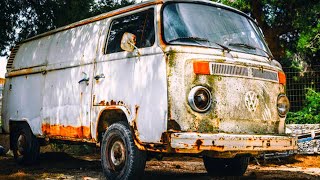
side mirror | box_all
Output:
[121,32,137,52]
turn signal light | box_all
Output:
[278,71,286,85]
[193,61,210,75]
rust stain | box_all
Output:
[0,78,5,85]
[7,68,35,77]
[42,124,91,139]
[99,100,106,106]
[110,100,116,105]
[94,99,127,107]
[195,139,203,150]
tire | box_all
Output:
[203,156,249,176]
[101,122,147,180]
[11,123,40,165]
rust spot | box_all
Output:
[110,100,116,105]
[167,120,181,131]
[195,139,203,150]
[99,100,106,106]
[7,68,36,77]
[42,124,91,139]
[135,105,140,114]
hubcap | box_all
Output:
[17,134,26,156]
[110,140,126,168]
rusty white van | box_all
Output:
[1,0,296,179]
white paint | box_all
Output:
[1,5,167,144]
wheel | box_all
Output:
[203,156,249,176]
[101,122,147,180]
[11,123,40,164]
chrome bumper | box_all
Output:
[170,132,297,154]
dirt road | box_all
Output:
[0,151,319,180]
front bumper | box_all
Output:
[171,132,297,156]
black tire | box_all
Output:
[203,156,249,176]
[11,123,40,165]
[101,122,147,180]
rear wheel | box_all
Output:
[101,122,146,180]
[203,156,249,176]
[11,123,40,165]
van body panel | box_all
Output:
[92,50,167,143]
[92,7,167,142]
[170,132,296,156]
[165,46,285,135]
[2,74,44,135]
[13,37,51,69]
[41,64,94,139]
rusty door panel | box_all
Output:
[91,8,168,143]
[92,49,167,143]
[42,64,94,139]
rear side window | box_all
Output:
[106,8,155,54]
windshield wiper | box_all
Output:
[228,43,273,60]
[168,36,203,45]
[168,36,231,52]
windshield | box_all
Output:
[162,3,272,57]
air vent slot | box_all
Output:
[252,68,278,82]
[7,44,20,72]
[211,63,279,82]
[212,63,248,77]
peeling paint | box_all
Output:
[167,49,177,68]
[166,46,286,135]
[42,124,91,139]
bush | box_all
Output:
[286,88,320,124]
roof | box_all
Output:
[21,0,253,44]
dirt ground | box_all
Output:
[0,150,319,180]
[0,134,319,180]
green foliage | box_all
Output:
[286,89,320,124]
[0,0,21,56]
[297,22,320,64]
[214,0,320,68]
[0,0,133,56]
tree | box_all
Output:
[0,0,134,57]
[215,0,320,67]
[0,0,21,56]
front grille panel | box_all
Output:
[252,68,278,82]
[212,63,248,77]
[211,63,279,82]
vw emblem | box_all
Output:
[245,91,259,112]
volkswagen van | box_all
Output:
[1,0,296,179]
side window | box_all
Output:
[106,8,155,54]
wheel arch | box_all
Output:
[9,120,32,150]
[95,106,132,143]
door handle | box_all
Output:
[94,74,105,80]
[79,72,89,85]
[78,77,90,84]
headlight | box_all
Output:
[277,94,290,117]
[188,86,212,112]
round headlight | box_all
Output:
[188,86,212,112]
[277,94,290,117]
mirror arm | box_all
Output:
[128,42,141,56]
